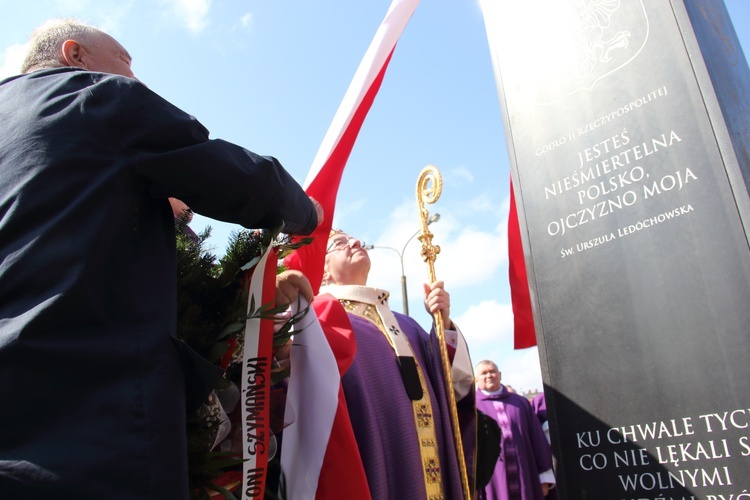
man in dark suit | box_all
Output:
[0,19,320,499]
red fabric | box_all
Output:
[219,336,238,371]
[508,182,537,349]
[312,295,357,373]
[283,49,396,295]
[312,295,371,499]
[247,246,279,499]
[209,471,242,497]
[280,3,418,495]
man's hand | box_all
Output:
[274,339,293,370]
[423,280,453,329]
[168,197,193,223]
[541,483,551,497]
[276,270,314,307]
[274,270,312,370]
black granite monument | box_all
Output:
[482,1,750,498]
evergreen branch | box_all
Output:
[176,221,314,499]
[275,236,314,260]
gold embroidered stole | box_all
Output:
[320,285,444,499]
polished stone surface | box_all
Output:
[484,0,750,497]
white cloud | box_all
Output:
[46,1,114,30]
[497,192,511,225]
[499,347,544,395]
[362,197,509,319]
[240,12,253,28]
[362,193,508,303]
[456,299,514,344]
[465,193,496,213]
[450,165,474,183]
[162,0,211,34]
[364,204,424,300]
[436,224,506,288]
[456,299,543,393]
[94,2,134,36]
[0,43,27,80]
[331,198,367,230]
[54,0,90,12]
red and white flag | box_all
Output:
[284,0,420,295]
[508,183,537,349]
[480,0,537,349]
[282,0,420,497]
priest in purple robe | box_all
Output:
[297,230,476,499]
[475,360,555,500]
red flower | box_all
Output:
[220,337,238,371]
[208,470,243,497]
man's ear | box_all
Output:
[61,40,87,68]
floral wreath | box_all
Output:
[175,217,311,499]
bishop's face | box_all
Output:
[476,363,502,392]
[323,232,371,286]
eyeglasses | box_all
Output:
[326,237,366,253]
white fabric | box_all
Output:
[480,387,503,396]
[320,284,416,359]
[303,0,421,188]
[321,284,474,401]
[241,246,274,500]
[210,392,231,451]
[540,420,556,486]
[540,468,556,486]
[451,327,475,400]
[280,298,340,500]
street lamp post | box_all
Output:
[365,213,439,315]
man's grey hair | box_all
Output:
[21,19,102,74]
[475,359,499,371]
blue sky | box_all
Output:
[2,0,749,393]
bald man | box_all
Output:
[475,360,555,500]
[0,19,319,498]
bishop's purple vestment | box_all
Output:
[476,386,553,500]
[314,294,475,499]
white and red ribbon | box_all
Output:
[240,245,277,499]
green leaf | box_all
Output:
[217,261,240,287]
[214,376,231,391]
[241,255,260,271]
[209,340,231,362]
[206,482,240,500]
[221,322,245,336]
[271,365,291,386]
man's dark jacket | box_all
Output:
[0,68,317,498]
